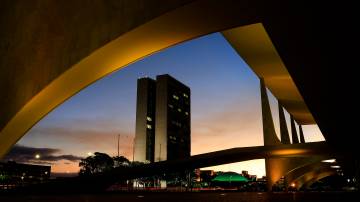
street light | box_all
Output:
[35,154,40,159]
[321,159,336,163]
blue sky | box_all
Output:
[12,32,324,176]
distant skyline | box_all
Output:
[5,32,324,177]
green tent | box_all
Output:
[212,172,249,182]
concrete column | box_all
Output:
[260,78,281,191]
[290,115,299,144]
[260,78,281,146]
[278,103,291,144]
[299,125,305,143]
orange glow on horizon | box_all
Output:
[51,160,80,174]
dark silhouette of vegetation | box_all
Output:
[79,152,141,176]
[113,156,130,168]
[79,152,114,176]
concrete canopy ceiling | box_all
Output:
[222,23,315,125]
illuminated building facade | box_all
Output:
[134,74,190,163]
[154,74,191,161]
[134,77,156,163]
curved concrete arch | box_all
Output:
[222,24,315,125]
[301,171,337,189]
[106,142,331,181]
[284,160,330,187]
[265,156,333,190]
[3,1,358,163]
[291,168,336,189]
[0,0,263,158]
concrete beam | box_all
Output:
[222,23,315,125]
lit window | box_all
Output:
[173,95,179,100]
[178,108,182,112]
[146,124,152,129]
[168,104,174,108]
[183,93,189,98]
[146,116,152,121]
[185,112,189,116]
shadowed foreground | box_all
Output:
[1,192,358,202]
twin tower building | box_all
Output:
[134,74,191,163]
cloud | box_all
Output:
[26,117,135,147]
[23,120,135,159]
[2,145,82,164]
[39,154,82,162]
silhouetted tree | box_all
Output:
[130,161,145,168]
[79,152,114,176]
[113,156,130,168]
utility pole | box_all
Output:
[132,137,135,162]
[117,134,120,157]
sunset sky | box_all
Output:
[4,32,324,177]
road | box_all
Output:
[0,191,358,202]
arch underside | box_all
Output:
[293,169,336,189]
[268,158,337,190]
[0,0,258,157]
[0,0,314,159]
